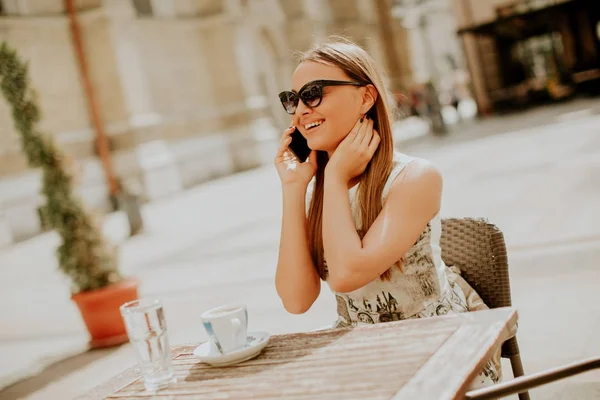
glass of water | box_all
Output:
[120,298,176,391]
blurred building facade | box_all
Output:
[392,0,467,90]
[392,0,475,130]
[452,0,600,114]
[0,0,413,244]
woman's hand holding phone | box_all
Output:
[274,126,317,188]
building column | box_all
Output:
[372,0,412,93]
[103,0,184,202]
[225,0,282,170]
[558,14,576,71]
[461,33,492,115]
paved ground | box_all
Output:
[1,97,599,399]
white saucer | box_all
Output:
[193,331,270,367]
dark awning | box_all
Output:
[457,0,585,37]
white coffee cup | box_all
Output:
[201,304,248,354]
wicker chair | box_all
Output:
[440,217,530,400]
[443,218,600,399]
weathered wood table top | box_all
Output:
[79,307,517,400]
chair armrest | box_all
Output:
[465,356,600,400]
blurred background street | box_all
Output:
[1,0,599,399]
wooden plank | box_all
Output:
[392,308,518,400]
[105,320,457,399]
[74,344,193,400]
[80,308,517,400]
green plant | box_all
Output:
[0,42,122,293]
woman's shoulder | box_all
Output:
[392,151,438,172]
[388,151,441,181]
[384,152,442,195]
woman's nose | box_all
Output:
[295,100,312,117]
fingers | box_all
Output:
[367,129,380,156]
[351,116,366,144]
[283,150,298,163]
[276,136,292,160]
[275,126,295,162]
[280,125,295,145]
[355,116,379,158]
[276,150,298,165]
[346,117,363,142]
[359,118,374,147]
[352,116,373,150]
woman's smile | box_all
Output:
[301,119,325,137]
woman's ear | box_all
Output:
[360,84,378,114]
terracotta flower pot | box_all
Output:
[72,277,139,348]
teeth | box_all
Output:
[304,120,324,130]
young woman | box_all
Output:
[274,37,501,388]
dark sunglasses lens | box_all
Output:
[300,84,322,107]
[279,92,298,114]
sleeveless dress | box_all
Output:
[306,151,502,388]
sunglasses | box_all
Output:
[278,79,365,115]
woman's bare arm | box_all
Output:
[322,159,442,293]
[275,184,321,314]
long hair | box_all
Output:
[303,37,397,281]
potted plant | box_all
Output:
[0,42,138,347]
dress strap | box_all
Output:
[305,177,316,215]
[382,152,415,200]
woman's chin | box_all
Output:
[306,139,319,151]
[306,139,330,153]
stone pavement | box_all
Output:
[1,98,600,399]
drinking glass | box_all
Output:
[120,298,176,391]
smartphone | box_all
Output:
[288,127,311,162]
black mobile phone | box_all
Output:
[288,127,311,162]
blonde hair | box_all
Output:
[303,37,397,281]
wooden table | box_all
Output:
[79,307,517,400]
